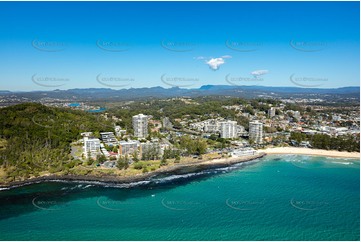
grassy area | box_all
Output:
[0,139,7,150]
[65,152,224,178]
[0,152,227,185]
[0,166,7,183]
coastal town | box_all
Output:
[72,97,360,170]
[0,92,358,184]
[0,1,359,241]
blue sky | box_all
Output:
[0,1,359,91]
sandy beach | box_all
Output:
[260,147,360,158]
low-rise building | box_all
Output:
[114,126,127,136]
[231,148,257,157]
[119,140,140,155]
[100,132,118,146]
[84,136,101,159]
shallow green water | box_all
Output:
[0,155,359,240]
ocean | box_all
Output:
[0,155,359,241]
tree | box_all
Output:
[87,158,94,166]
[209,134,219,141]
[133,162,143,170]
[174,154,181,163]
[160,155,168,166]
[96,154,107,163]
[132,150,139,162]
[116,156,129,170]
[179,135,208,155]
[196,139,207,155]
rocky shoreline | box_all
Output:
[0,153,266,190]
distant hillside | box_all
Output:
[0,85,359,104]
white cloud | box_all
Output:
[206,58,225,70]
[206,56,232,70]
[194,55,232,70]
[251,70,269,77]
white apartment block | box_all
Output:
[132,114,148,138]
[220,120,238,139]
[83,136,101,158]
[268,107,276,118]
[249,120,263,144]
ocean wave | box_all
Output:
[330,161,353,165]
[152,172,205,184]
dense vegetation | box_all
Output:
[290,132,360,152]
[0,103,113,181]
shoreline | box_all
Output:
[0,153,266,190]
[260,147,360,158]
[1,149,359,190]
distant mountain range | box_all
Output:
[1,85,359,102]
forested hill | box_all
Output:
[0,103,112,182]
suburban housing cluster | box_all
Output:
[80,112,263,167]
[76,96,359,167]
[81,114,172,166]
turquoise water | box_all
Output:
[0,155,359,240]
[68,103,80,107]
[87,107,106,113]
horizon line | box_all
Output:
[1,84,360,93]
